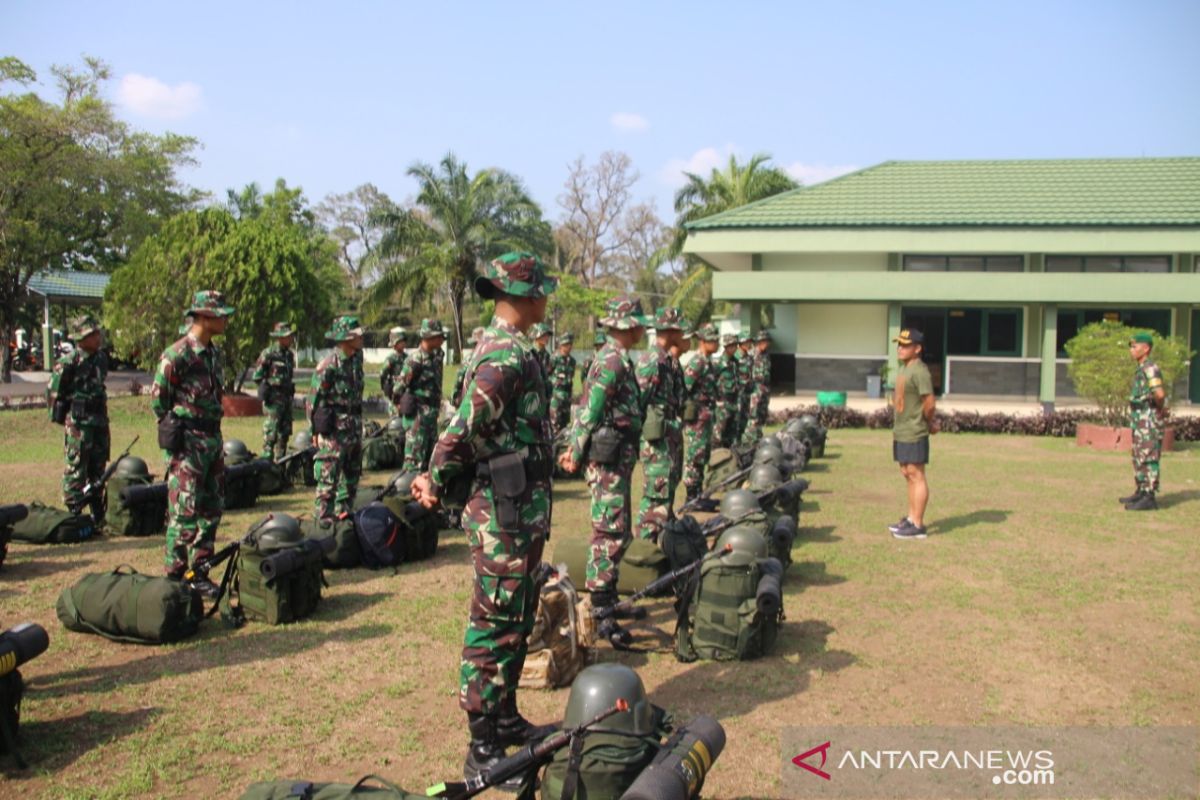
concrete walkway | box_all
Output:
[0,370,153,399]
[768,392,1200,417]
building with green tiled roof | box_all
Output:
[683,157,1200,406]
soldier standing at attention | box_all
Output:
[531,322,552,376]
[450,327,486,408]
[379,326,407,417]
[151,290,233,594]
[309,315,365,521]
[397,319,446,473]
[578,329,605,389]
[252,322,296,460]
[48,314,110,522]
[742,330,773,445]
[634,307,687,542]
[682,324,719,504]
[1123,331,1167,511]
[547,332,576,435]
[558,294,647,647]
[712,333,740,448]
[733,332,754,443]
[411,252,558,781]
[667,325,692,502]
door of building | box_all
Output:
[899,306,946,394]
[1191,310,1200,403]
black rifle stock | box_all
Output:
[676,465,752,516]
[593,544,733,623]
[71,435,139,515]
[274,445,316,468]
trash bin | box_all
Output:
[816,391,847,408]
[866,374,882,399]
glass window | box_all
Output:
[1085,256,1121,273]
[947,309,982,355]
[1125,256,1170,273]
[948,256,984,272]
[986,256,1023,272]
[1046,256,1083,272]
[986,312,1020,354]
[904,256,945,271]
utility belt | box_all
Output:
[71,397,107,416]
[157,413,220,452]
[399,392,437,417]
[312,403,362,435]
[588,424,634,466]
[469,447,552,529]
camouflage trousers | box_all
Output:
[635,426,678,542]
[584,444,636,592]
[734,394,752,442]
[401,404,439,473]
[667,424,684,496]
[712,401,736,449]
[164,432,224,577]
[459,485,548,715]
[62,418,110,511]
[1131,409,1163,492]
[683,410,713,498]
[742,388,769,445]
[549,389,573,436]
[314,429,363,521]
[261,400,293,460]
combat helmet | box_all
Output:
[390,471,418,501]
[290,430,313,451]
[796,414,819,429]
[251,513,303,553]
[748,463,784,493]
[386,417,406,436]
[563,663,653,735]
[761,433,782,450]
[720,488,761,519]
[753,443,784,468]
[716,526,769,566]
[223,439,251,462]
[115,455,150,481]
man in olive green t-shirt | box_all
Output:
[889,328,938,539]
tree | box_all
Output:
[365,153,551,360]
[315,183,393,298]
[658,153,798,323]
[0,56,199,381]
[1064,321,1192,427]
[104,183,344,392]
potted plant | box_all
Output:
[1064,321,1191,451]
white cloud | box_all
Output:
[658,144,740,188]
[609,111,649,132]
[784,161,859,186]
[117,73,203,120]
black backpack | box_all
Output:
[354,502,405,569]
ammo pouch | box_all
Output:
[398,392,417,418]
[72,397,105,417]
[311,406,336,436]
[157,413,185,452]
[51,400,70,425]
[643,406,666,442]
[484,452,526,530]
[589,425,623,466]
[256,382,269,402]
[682,399,699,423]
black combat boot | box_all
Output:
[1125,492,1158,511]
[89,495,106,528]
[591,590,634,649]
[463,712,505,779]
[496,694,559,747]
[1119,488,1145,504]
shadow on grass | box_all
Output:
[789,560,847,590]
[819,452,842,461]
[1158,489,1200,509]
[800,525,840,543]
[317,591,392,622]
[1,707,160,775]
[2,557,98,579]
[803,462,830,473]
[932,509,1011,535]
[37,623,392,698]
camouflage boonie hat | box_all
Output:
[721,333,738,347]
[738,331,752,344]
[418,319,445,340]
[388,326,407,347]
[651,306,686,332]
[531,322,552,340]
[698,323,720,343]
[559,332,574,345]
[475,252,558,299]
[188,289,235,318]
[325,314,364,342]
[269,322,295,338]
[600,293,650,330]
[70,314,102,340]
[755,329,771,343]
[593,330,607,347]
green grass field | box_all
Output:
[1,397,1198,798]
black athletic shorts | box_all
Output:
[893,437,930,465]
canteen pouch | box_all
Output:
[157,413,185,452]
[488,452,526,530]
[682,398,699,423]
[398,392,417,418]
[51,400,69,425]
[256,381,269,402]
[643,405,666,442]
[589,425,622,465]
[311,406,336,436]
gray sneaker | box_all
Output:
[892,520,927,539]
[887,516,911,533]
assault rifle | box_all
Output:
[680,477,805,521]
[274,445,316,468]
[70,435,139,519]
[427,699,629,799]
[183,515,274,605]
[593,544,733,624]
[675,464,752,515]
[119,459,270,509]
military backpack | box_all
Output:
[552,535,667,596]
[675,553,784,662]
[363,436,399,471]
[302,515,361,569]
[10,502,97,544]
[519,572,595,690]
[223,450,262,510]
[0,670,24,767]
[239,776,423,799]
[105,475,167,537]
[540,706,673,800]
[221,517,325,626]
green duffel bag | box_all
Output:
[56,565,202,644]
[11,502,97,544]
[302,516,361,569]
[363,437,398,471]
[551,536,666,596]
[240,775,424,799]
[105,476,166,537]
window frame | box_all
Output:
[1044,254,1172,273]
[902,254,1026,272]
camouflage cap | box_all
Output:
[325,314,364,342]
[188,289,235,318]
[388,326,407,347]
[559,332,574,345]
[738,330,752,344]
[475,252,558,299]
[651,306,686,332]
[70,314,102,340]
[721,333,738,347]
[755,329,771,343]
[698,323,720,343]
[269,321,295,338]
[531,322,552,339]
[419,318,445,340]
[600,293,650,330]
[1130,331,1154,346]
[593,330,607,347]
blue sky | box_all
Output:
[5,1,1198,220]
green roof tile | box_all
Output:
[27,269,110,301]
[687,158,1200,229]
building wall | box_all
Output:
[795,302,889,355]
[762,252,888,272]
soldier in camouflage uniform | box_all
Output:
[309,315,365,521]
[411,252,558,781]
[48,314,110,520]
[397,319,446,473]
[451,327,486,408]
[634,307,687,542]
[578,329,605,389]
[530,322,552,376]
[741,329,773,445]
[711,333,740,448]
[151,290,233,592]
[547,332,576,435]
[668,325,693,498]
[379,326,408,417]
[732,332,753,443]
[1123,331,1167,511]
[682,324,720,503]
[559,294,647,647]
[251,322,296,459]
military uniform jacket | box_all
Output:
[567,339,643,461]
[636,344,684,422]
[736,351,754,398]
[48,348,109,426]
[1131,359,1165,415]
[151,334,224,422]
[397,347,443,405]
[380,350,406,401]
[309,349,364,434]
[534,347,551,378]
[451,347,477,408]
[752,350,771,393]
[429,318,552,526]
[682,351,713,406]
[711,353,739,405]
[252,344,295,402]
[548,352,576,394]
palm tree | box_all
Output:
[660,153,799,319]
[365,153,552,359]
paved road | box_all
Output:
[0,370,154,399]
